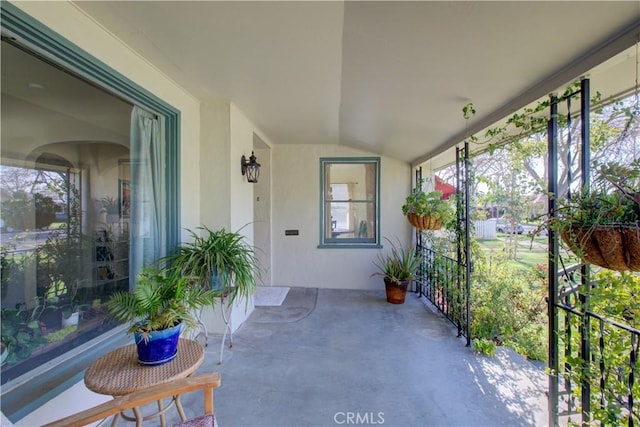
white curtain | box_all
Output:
[129,106,166,282]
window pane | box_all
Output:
[1,41,132,384]
[320,158,379,246]
[325,201,376,240]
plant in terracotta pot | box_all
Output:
[402,179,455,230]
[553,160,640,271]
[107,266,216,365]
[371,238,421,304]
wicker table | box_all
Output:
[84,338,204,427]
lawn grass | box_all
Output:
[478,234,548,272]
[478,234,578,272]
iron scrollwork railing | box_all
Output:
[413,143,471,342]
[556,265,640,426]
[415,242,468,339]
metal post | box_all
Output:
[580,78,591,425]
[548,93,560,427]
[464,142,472,346]
[416,167,423,296]
[455,147,463,338]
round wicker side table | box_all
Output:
[84,338,204,426]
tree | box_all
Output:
[1,191,60,231]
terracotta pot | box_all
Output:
[406,213,442,230]
[384,277,410,304]
[561,224,640,272]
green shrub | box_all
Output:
[470,261,547,361]
[472,338,497,356]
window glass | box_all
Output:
[320,158,380,247]
[1,41,135,384]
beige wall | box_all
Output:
[272,144,412,290]
[253,146,272,286]
[200,100,232,231]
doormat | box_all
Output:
[254,286,290,306]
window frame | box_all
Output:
[318,157,381,248]
[1,2,180,421]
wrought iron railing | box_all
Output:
[414,240,468,338]
[556,264,640,426]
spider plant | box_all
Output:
[166,225,261,305]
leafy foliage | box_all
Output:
[1,302,47,365]
[100,197,120,215]
[560,270,640,425]
[371,238,421,285]
[555,160,640,228]
[1,191,60,230]
[165,225,260,306]
[107,267,216,336]
[472,338,497,356]
[470,250,547,361]
[401,179,455,225]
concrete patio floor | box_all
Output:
[168,287,548,427]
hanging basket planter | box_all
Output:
[560,224,640,272]
[406,213,442,230]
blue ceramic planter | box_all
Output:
[134,322,182,365]
[211,268,228,291]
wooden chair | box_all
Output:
[42,373,221,427]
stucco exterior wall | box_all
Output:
[200,100,232,230]
[272,144,412,290]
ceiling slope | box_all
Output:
[73,1,640,164]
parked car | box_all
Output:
[496,220,524,234]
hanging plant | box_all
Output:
[554,160,640,271]
[401,179,455,230]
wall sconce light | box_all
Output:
[241,151,261,183]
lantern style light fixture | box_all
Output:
[241,151,261,183]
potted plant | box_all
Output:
[554,160,640,271]
[101,196,120,223]
[371,238,421,304]
[166,225,260,306]
[1,302,48,365]
[107,266,216,365]
[60,287,91,327]
[402,179,455,230]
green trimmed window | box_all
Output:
[1,3,179,421]
[319,158,381,248]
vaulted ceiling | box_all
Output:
[73,1,640,166]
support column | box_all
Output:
[548,93,560,427]
[579,77,591,426]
